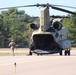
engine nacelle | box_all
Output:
[30,23,39,30]
[53,21,62,30]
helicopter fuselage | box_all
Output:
[29,6,71,56]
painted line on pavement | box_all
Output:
[0,56,74,67]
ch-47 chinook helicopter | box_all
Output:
[27,3,76,56]
[0,3,76,56]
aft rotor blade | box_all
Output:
[0,4,38,10]
[50,5,76,15]
[51,4,76,9]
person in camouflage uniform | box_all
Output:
[9,40,16,56]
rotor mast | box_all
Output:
[39,6,50,32]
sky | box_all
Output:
[0,0,76,16]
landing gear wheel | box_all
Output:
[59,50,63,56]
[64,49,71,56]
[64,50,67,56]
[37,54,39,56]
[29,51,32,55]
[68,50,70,56]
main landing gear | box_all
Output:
[64,49,71,56]
[59,48,71,56]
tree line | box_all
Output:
[62,14,76,47]
[0,8,76,47]
[0,8,36,48]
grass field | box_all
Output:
[0,48,29,56]
[0,53,27,56]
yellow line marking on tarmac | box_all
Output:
[0,62,13,66]
[0,56,74,67]
[0,57,56,66]
[17,57,59,64]
[17,56,75,64]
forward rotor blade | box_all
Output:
[50,15,69,18]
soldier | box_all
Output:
[9,40,16,56]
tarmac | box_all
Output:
[0,48,76,56]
